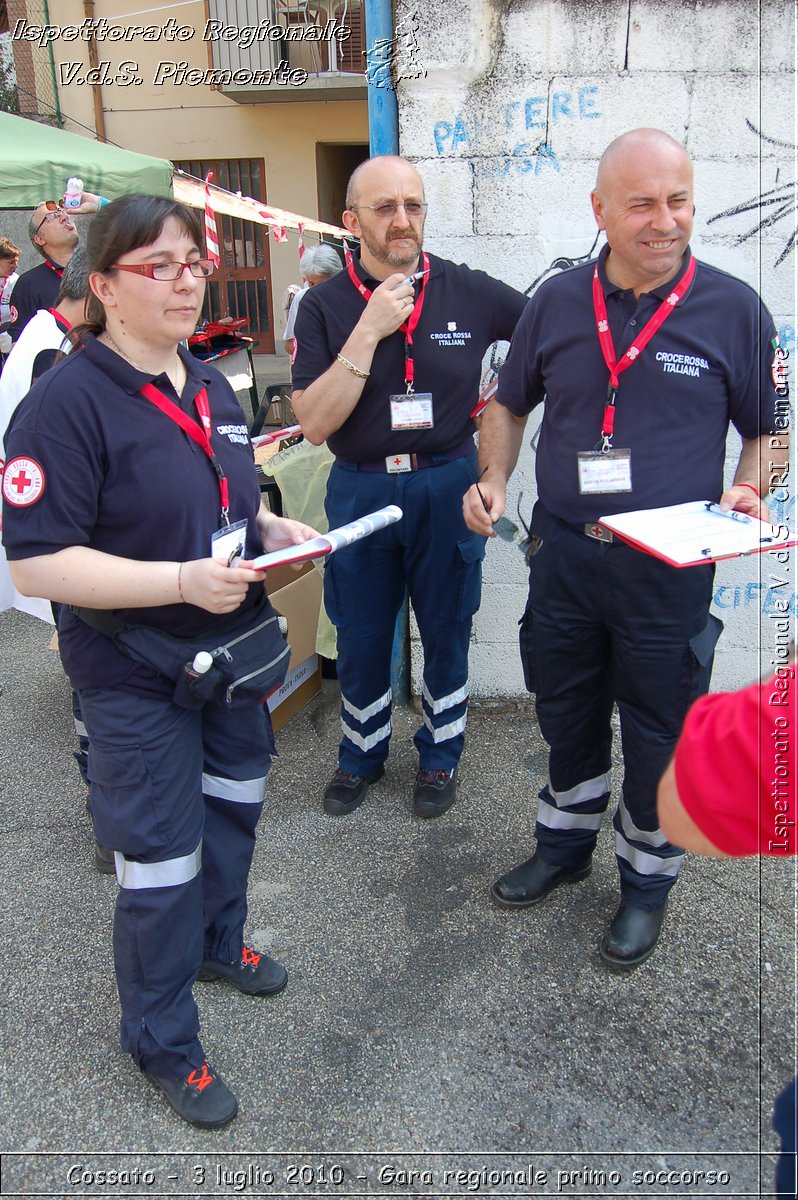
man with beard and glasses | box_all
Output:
[291,155,526,819]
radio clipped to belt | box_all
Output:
[71,598,291,710]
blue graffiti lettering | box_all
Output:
[524,95,547,129]
[770,494,797,526]
[505,101,520,130]
[484,142,562,179]
[764,588,797,616]
[551,91,573,121]
[779,324,795,354]
[578,85,600,119]
[433,121,452,155]
[432,86,602,156]
[714,582,797,615]
[451,116,471,152]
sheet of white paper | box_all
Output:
[599,501,795,566]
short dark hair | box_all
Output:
[84,193,205,331]
[0,235,20,263]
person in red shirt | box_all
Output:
[658,664,797,1198]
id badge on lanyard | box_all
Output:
[390,392,434,430]
[211,518,248,564]
[583,256,696,494]
[577,448,632,494]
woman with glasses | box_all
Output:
[2,194,317,1129]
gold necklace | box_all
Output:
[102,330,185,393]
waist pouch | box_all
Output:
[71,597,291,710]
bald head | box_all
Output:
[346,155,424,210]
[591,128,694,297]
[595,129,692,197]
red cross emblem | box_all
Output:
[2,457,45,507]
[393,456,402,466]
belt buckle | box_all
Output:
[386,453,412,473]
[584,522,613,543]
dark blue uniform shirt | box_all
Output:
[2,334,264,692]
[292,251,527,461]
[6,259,63,343]
[497,245,781,525]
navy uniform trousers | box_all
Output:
[324,454,484,777]
[520,503,723,909]
[79,685,273,1079]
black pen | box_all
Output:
[476,466,491,516]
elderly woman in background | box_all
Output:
[2,194,317,1129]
[283,242,344,356]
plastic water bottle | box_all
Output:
[64,177,83,210]
[191,651,214,676]
[174,650,215,709]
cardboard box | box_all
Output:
[265,561,323,730]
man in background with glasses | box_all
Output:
[292,154,526,820]
[5,201,80,345]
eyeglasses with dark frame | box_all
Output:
[349,201,428,220]
[34,201,66,235]
[109,260,216,281]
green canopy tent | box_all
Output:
[0,112,173,207]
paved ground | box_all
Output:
[0,601,794,1199]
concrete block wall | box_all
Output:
[399,0,796,699]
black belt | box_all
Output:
[546,507,616,544]
[336,436,475,474]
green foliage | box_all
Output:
[0,54,19,114]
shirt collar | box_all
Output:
[596,243,695,301]
[82,333,214,399]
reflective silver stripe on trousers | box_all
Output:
[341,687,392,723]
[115,840,202,890]
[202,773,267,804]
[615,834,685,877]
[538,796,603,832]
[548,771,612,808]
[617,795,668,848]
[422,710,467,743]
[422,680,469,715]
[341,716,393,753]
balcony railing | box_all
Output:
[206,0,367,103]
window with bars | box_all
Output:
[175,158,274,354]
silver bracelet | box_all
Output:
[336,352,370,379]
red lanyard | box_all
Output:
[592,255,696,445]
[140,382,230,525]
[45,259,64,277]
[346,251,430,392]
